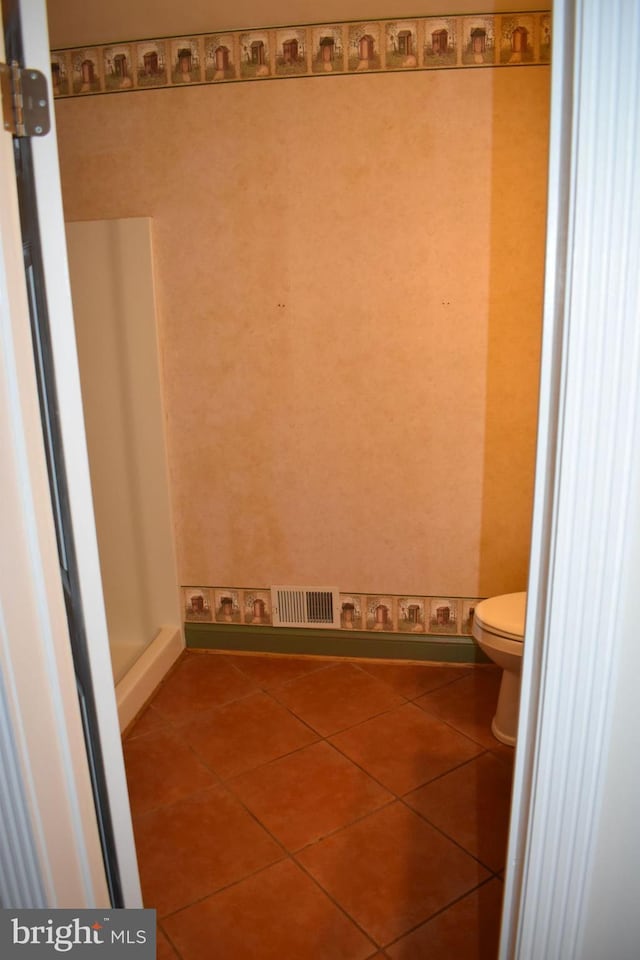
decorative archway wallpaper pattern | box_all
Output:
[50,11,551,99]
[183,585,482,639]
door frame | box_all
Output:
[501,1,640,954]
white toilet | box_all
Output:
[472,592,526,746]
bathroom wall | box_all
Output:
[46,1,549,49]
[50,2,550,609]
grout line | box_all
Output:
[291,854,381,953]
[289,795,398,857]
[380,874,502,953]
[265,695,410,739]
[157,920,185,960]
[411,692,501,751]
[158,855,290,922]
[128,781,222,823]
[397,793,506,876]
[219,740,398,856]
[400,748,492,793]
[126,654,508,950]
[325,737,405,797]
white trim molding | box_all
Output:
[503,1,640,956]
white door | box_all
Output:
[0,0,140,907]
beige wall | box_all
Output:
[47,1,548,49]
[53,9,549,600]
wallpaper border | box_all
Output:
[50,11,551,99]
[183,586,486,639]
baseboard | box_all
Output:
[115,624,184,731]
[185,622,489,663]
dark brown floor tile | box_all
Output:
[178,690,318,779]
[163,859,375,959]
[405,752,513,872]
[124,703,168,740]
[157,927,179,959]
[271,662,405,736]
[124,652,512,955]
[415,669,504,748]
[330,702,484,796]
[358,661,473,700]
[230,740,393,851]
[488,740,517,764]
[297,802,490,946]
[150,652,258,722]
[386,878,504,959]
[133,785,283,917]
[123,726,216,816]
[223,652,332,687]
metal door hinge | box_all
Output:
[1,61,50,137]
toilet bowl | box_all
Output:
[472,592,526,746]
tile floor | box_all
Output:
[123,651,514,959]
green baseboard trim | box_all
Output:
[184,622,490,664]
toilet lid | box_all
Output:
[474,592,526,641]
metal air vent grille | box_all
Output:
[270,586,341,628]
